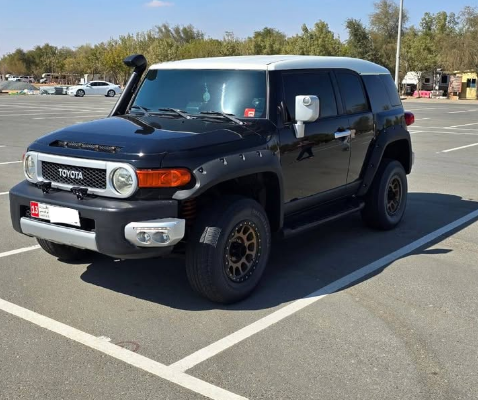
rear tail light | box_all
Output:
[137,168,192,188]
[404,112,415,126]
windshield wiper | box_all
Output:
[129,105,151,117]
[199,111,244,125]
[157,108,193,119]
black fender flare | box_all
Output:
[172,149,284,229]
[357,126,412,197]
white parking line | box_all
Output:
[0,192,9,196]
[170,209,478,372]
[439,143,478,153]
[448,110,469,114]
[404,107,438,111]
[1,111,106,117]
[0,298,246,400]
[0,245,40,259]
[448,122,478,128]
[33,115,104,120]
[0,161,21,165]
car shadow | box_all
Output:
[80,192,478,311]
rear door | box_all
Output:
[97,82,109,95]
[279,70,351,202]
[335,71,374,184]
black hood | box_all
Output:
[29,115,275,168]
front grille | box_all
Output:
[41,161,107,189]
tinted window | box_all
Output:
[380,74,402,106]
[361,75,391,112]
[133,69,267,118]
[282,72,337,120]
[337,72,369,114]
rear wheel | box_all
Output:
[76,89,85,97]
[186,196,271,304]
[106,89,115,97]
[361,159,408,230]
[37,238,90,261]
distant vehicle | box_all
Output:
[8,76,21,82]
[67,81,122,97]
[19,76,35,83]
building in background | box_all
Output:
[459,72,477,100]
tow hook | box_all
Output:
[35,181,52,194]
[71,187,89,200]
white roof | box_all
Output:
[150,55,390,75]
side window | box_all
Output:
[282,72,337,120]
[336,72,369,114]
[380,74,402,107]
[361,75,391,112]
[90,82,98,87]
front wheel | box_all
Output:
[37,238,90,261]
[361,159,408,230]
[76,89,85,97]
[186,196,271,304]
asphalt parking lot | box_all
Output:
[0,94,477,399]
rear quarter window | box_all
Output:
[380,74,402,107]
[362,75,392,112]
[336,72,369,114]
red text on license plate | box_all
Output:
[30,201,40,218]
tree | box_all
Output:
[243,27,286,55]
[285,22,342,56]
[369,0,409,74]
[345,19,375,61]
[401,27,437,92]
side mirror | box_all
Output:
[293,95,320,138]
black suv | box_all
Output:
[10,55,414,303]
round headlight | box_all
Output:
[24,154,36,180]
[112,167,134,196]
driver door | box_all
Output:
[279,71,351,203]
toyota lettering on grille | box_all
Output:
[58,168,84,180]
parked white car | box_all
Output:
[67,81,122,97]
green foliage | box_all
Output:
[345,19,375,61]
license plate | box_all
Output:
[30,201,80,227]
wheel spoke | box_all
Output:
[224,221,260,282]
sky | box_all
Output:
[0,0,474,57]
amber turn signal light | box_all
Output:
[137,169,192,188]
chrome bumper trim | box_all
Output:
[20,217,98,251]
[124,218,185,247]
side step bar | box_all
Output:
[282,203,364,239]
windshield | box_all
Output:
[132,69,267,119]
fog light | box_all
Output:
[153,232,170,244]
[137,231,151,244]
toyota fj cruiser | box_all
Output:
[10,55,414,303]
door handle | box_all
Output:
[334,130,352,139]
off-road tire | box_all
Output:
[37,238,89,261]
[361,158,408,230]
[186,196,271,304]
[76,89,85,97]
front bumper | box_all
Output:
[10,180,184,259]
